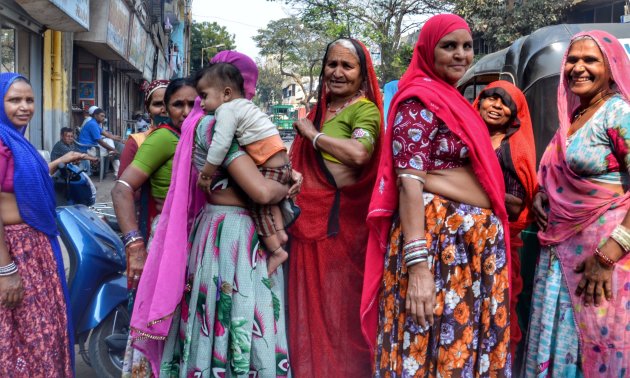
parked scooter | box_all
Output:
[54,163,129,377]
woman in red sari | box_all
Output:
[473,80,537,356]
[361,14,511,377]
[290,38,383,377]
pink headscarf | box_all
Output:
[360,13,510,351]
[538,30,630,245]
[130,51,259,372]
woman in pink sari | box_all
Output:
[525,31,630,376]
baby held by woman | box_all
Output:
[195,63,297,274]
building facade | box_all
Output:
[0,0,192,150]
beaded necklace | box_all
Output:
[327,90,364,114]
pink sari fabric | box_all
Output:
[129,97,207,370]
[537,30,630,375]
[360,13,510,351]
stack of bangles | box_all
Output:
[0,261,18,276]
[404,237,429,267]
[123,230,144,248]
[597,223,630,268]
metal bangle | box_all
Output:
[594,248,615,268]
[115,179,133,190]
[405,257,428,267]
[125,236,144,247]
[312,132,325,151]
[0,261,17,273]
[398,173,426,185]
[610,225,630,253]
[0,262,18,276]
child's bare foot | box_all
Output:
[267,247,288,275]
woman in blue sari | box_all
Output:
[0,73,85,376]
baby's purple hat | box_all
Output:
[211,50,258,100]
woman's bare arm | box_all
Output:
[293,118,372,167]
[0,191,24,308]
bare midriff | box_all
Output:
[0,192,23,225]
[425,165,492,209]
[207,188,247,208]
[323,160,361,188]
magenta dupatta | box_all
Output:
[129,97,207,370]
[537,30,630,375]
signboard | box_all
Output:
[49,0,89,29]
[143,42,156,81]
[128,15,147,70]
[106,0,130,57]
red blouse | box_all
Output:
[0,139,14,193]
[392,99,469,170]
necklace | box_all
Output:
[327,91,364,114]
[572,91,615,122]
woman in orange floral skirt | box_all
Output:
[360,14,512,377]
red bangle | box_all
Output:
[594,248,615,268]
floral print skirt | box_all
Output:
[0,224,72,377]
[374,193,511,377]
[160,204,290,377]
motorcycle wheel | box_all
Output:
[88,304,130,378]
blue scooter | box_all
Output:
[54,163,129,378]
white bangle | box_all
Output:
[312,132,325,151]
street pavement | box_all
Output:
[76,171,116,378]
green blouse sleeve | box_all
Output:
[351,100,381,154]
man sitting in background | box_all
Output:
[51,127,81,161]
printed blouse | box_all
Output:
[392,98,469,170]
[565,94,630,187]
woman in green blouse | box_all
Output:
[112,78,197,290]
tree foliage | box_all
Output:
[189,21,236,73]
[254,60,284,110]
[451,0,573,51]
[254,17,328,109]
[272,0,449,83]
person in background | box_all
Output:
[290,37,383,377]
[473,80,537,358]
[526,30,630,377]
[0,72,91,376]
[81,105,98,128]
[51,127,80,161]
[118,80,170,177]
[362,14,511,377]
[76,108,117,174]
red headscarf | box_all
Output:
[473,80,538,239]
[360,13,510,351]
[289,38,383,241]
